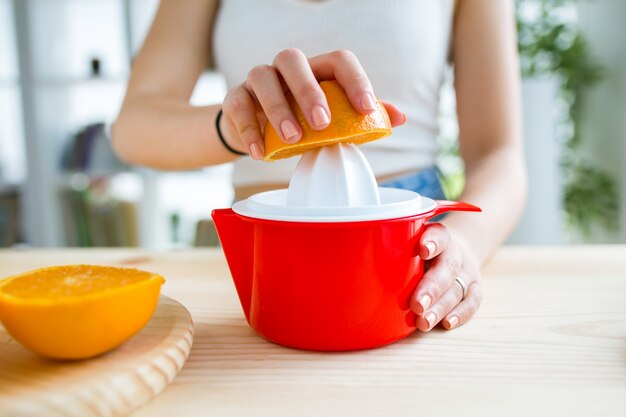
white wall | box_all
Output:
[577,0,626,243]
[508,77,564,244]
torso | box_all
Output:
[213,0,455,192]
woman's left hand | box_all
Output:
[410,223,484,331]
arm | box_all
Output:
[111,0,239,169]
[112,1,405,169]
[410,0,527,331]
[445,0,527,264]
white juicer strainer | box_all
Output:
[232,143,435,222]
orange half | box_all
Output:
[0,265,164,359]
[263,80,392,162]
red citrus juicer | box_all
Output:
[212,143,480,351]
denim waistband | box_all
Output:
[379,166,446,200]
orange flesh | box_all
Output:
[0,265,159,299]
[267,131,389,160]
[0,264,165,359]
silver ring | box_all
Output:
[455,276,468,300]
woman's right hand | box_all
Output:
[220,48,406,160]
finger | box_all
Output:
[246,64,302,144]
[273,48,331,130]
[416,278,464,332]
[410,249,460,315]
[222,85,264,160]
[379,99,406,127]
[442,281,483,330]
[418,223,451,260]
[309,49,376,114]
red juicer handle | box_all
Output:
[428,200,482,219]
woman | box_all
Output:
[112,0,527,332]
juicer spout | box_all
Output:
[211,209,254,322]
[428,200,482,219]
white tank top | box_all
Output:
[213,0,454,186]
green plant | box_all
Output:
[516,0,619,237]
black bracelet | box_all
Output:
[215,109,247,156]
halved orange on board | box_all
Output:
[263,80,392,161]
[0,265,164,359]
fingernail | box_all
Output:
[249,143,263,160]
[361,93,376,111]
[419,294,431,312]
[424,312,436,328]
[280,120,300,143]
[424,241,436,257]
[447,316,459,329]
[312,105,330,128]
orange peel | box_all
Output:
[263,80,392,161]
[0,265,164,359]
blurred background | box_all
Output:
[0,0,624,249]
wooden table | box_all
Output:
[0,247,625,417]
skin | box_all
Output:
[112,0,526,332]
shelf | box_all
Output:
[34,76,128,88]
[55,171,136,187]
[54,167,233,186]
[0,180,22,194]
[0,78,20,88]
[3,0,234,248]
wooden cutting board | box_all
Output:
[0,295,193,417]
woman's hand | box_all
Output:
[411,223,484,331]
[220,48,406,159]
